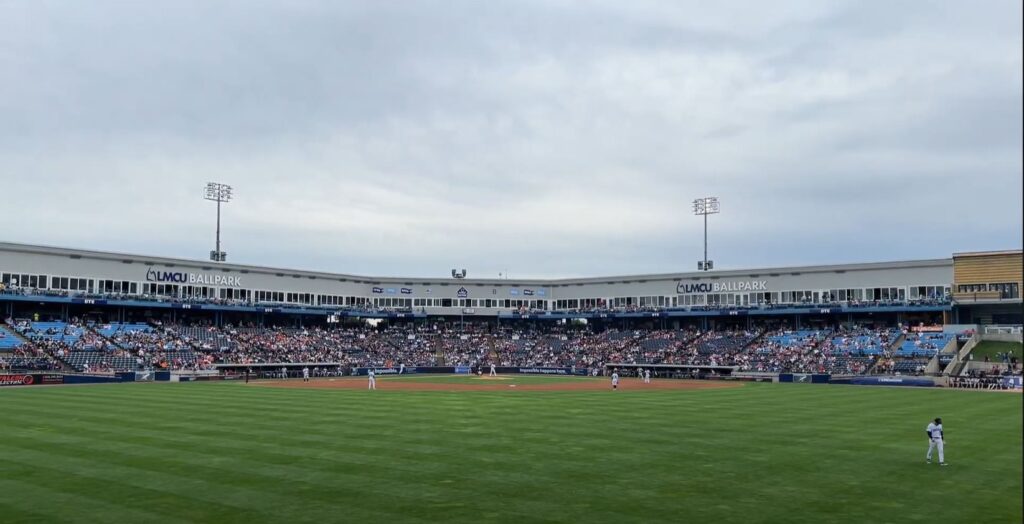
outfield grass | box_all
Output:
[969,340,1023,362]
[0,381,1020,524]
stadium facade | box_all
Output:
[0,242,1020,326]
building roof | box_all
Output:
[952,249,1023,258]
[0,240,953,286]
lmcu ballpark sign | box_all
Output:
[676,280,768,294]
[145,269,242,287]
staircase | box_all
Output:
[435,338,446,366]
[487,336,499,361]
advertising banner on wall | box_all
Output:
[0,374,39,386]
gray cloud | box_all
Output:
[0,1,1020,279]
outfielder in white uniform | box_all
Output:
[302,366,310,382]
[368,370,376,390]
[399,363,406,374]
[925,417,946,465]
[644,369,651,384]
[489,363,497,377]
[636,367,644,380]
[611,372,620,390]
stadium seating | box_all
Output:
[18,321,86,345]
[94,322,153,338]
[828,329,898,356]
[0,319,936,376]
[896,332,954,357]
[0,356,61,371]
[0,325,25,350]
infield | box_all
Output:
[257,375,740,391]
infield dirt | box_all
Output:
[256,376,743,392]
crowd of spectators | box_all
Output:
[5,315,998,378]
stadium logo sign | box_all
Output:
[676,280,767,294]
[457,287,468,298]
[145,269,241,287]
[523,289,534,296]
[400,288,412,294]
[372,287,383,294]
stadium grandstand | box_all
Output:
[0,242,1019,378]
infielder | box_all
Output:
[368,369,377,390]
[302,366,310,382]
[489,363,497,377]
[925,417,946,465]
[611,371,620,390]
[644,369,651,384]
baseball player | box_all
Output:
[636,367,644,380]
[489,363,497,377]
[925,417,947,465]
[399,362,406,374]
[611,371,620,390]
[644,369,651,384]
[368,369,377,390]
[302,366,310,382]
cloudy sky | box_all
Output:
[1,1,1021,279]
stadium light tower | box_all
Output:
[204,182,232,262]
[692,196,720,271]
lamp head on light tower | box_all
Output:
[204,182,233,262]
[693,196,720,272]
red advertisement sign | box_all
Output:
[0,374,35,386]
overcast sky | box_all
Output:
[1,1,1021,279]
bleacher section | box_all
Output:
[1,320,976,377]
[828,329,898,356]
[94,322,153,338]
[19,321,86,345]
[697,331,759,355]
[896,332,954,357]
[0,325,25,350]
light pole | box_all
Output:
[204,182,232,262]
[692,197,720,271]
[451,269,467,331]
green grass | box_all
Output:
[0,381,1020,524]
[969,340,1023,361]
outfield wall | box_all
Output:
[0,373,125,387]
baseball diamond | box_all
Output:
[2,2,1022,522]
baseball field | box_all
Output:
[0,376,1020,523]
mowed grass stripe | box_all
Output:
[2,443,443,523]
[2,415,630,521]
[1,383,1020,523]
[6,405,671,499]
